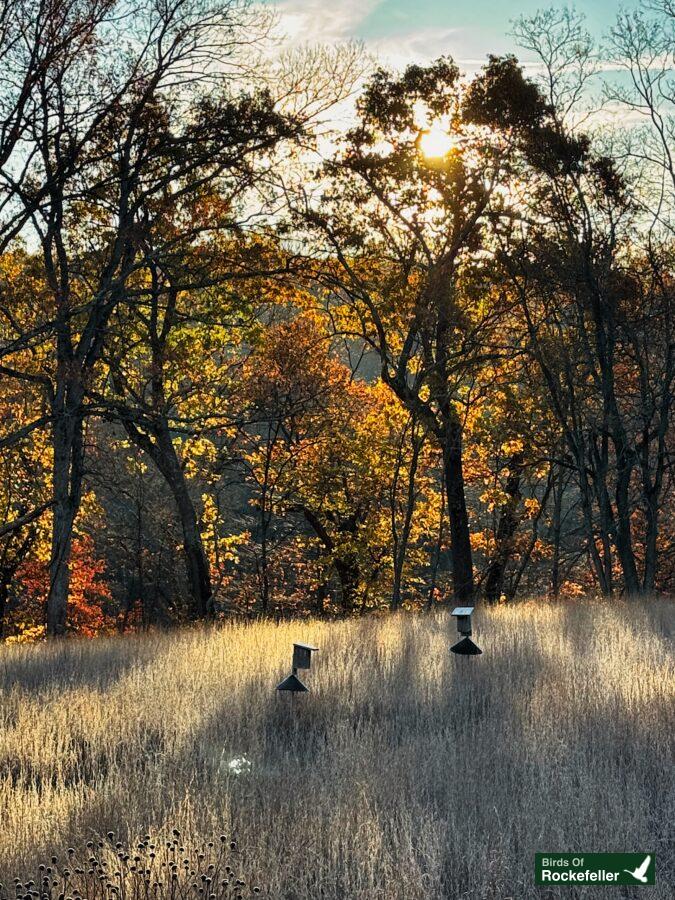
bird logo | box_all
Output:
[623,855,652,883]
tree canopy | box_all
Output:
[0,1,674,638]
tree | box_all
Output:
[606,1,675,234]
[97,147,297,621]
[0,251,52,636]
[480,44,675,595]
[0,0,287,633]
[237,313,441,612]
[300,58,551,603]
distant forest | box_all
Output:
[1,0,674,638]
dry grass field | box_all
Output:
[0,600,673,899]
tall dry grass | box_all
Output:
[0,600,673,899]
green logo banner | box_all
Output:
[535,853,656,886]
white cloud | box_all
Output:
[368,27,462,69]
[268,2,483,73]
[273,0,384,47]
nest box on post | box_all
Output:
[276,643,319,693]
[450,607,482,655]
[292,643,318,671]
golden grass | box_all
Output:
[0,600,673,898]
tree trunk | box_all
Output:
[0,577,8,639]
[426,472,446,611]
[391,432,422,610]
[576,461,612,595]
[594,479,615,596]
[47,381,85,637]
[643,491,658,593]
[301,506,361,612]
[258,510,271,613]
[639,339,672,594]
[152,427,213,619]
[508,467,554,600]
[443,417,474,604]
[551,466,563,598]
[334,554,360,612]
[613,445,641,596]
[168,470,212,619]
[314,578,328,615]
[484,452,522,603]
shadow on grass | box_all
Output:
[4,606,670,900]
[0,634,153,694]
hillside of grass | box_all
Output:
[1,601,673,899]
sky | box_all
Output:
[271,0,625,69]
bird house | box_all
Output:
[451,607,474,636]
[450,607,482,655]
[292,643,318,671]
[276,643,319,694]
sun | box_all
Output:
[417,123,455,159]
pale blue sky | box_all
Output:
[273,1,627,68]
[364,0,618,55]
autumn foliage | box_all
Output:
[0,1,674,638]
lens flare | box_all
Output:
[418,123,455,158]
